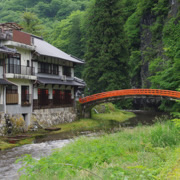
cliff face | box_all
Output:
[139,0,179,88]
[140,11,156,88]
[169,0,180,16]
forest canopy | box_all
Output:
[0,0,179,111]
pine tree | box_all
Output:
[83,0,130,94]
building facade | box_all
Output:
[0,23,85,128]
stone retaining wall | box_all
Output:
[0,107,77,135]
[0,113,26,135]
[30,107,77,128]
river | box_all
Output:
[0,111,168,180]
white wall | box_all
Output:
[59,66,62,76]
[71,68,74,78]
[33,61,38,74]
[0,67,3,78]
[16,48,31,66]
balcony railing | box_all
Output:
[38,68,59,75]
[6,64,35,76]
[21,94,31,106]
[6,93,18,104]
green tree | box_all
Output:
[83,0,130,94]
[51,11,85,78]
[20,12,44,36]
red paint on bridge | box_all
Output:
[79,89,180,104]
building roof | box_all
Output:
[34,37,84,64]
[37,77,85,87]
[0,46,17,54]
[74,77,86,87]
[0,79,15,85]
[0,22,23,31]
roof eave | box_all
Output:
[36,53,85,64]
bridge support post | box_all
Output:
[82,108,91,119]
[76,101,91,119]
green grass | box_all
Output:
[18,121,180,180]
[92,103,135,122]
[52,103,135,134]
[92,111,135,122]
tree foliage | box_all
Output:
[83,0,130,94]
[20,12,44,36]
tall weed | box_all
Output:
[150,121,180,147]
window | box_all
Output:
[64,90,72,104]
[53,90,61,105]
[38,62,59,75]
[52,64,58,75]
[21,86,30,105]
[0,54,4,66]
[63,66,71,77]
[6,85,18,104]
[6,54,21,74]
[38,89,49,106]
[6,85,18,94]
[27,60,30,67]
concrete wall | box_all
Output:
[6,105,31,114]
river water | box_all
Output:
[0,111,167,180]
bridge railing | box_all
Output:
[79,89,180,104]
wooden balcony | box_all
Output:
[33,99,73,110]
[6,93,18,104]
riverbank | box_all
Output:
[0,103,135,150]
[18,120,180,180]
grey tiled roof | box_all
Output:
[37,77,85,87]
[34,37,84,64]
[0,79,14,85]
[0,46,16,54]
[74,77,86,86]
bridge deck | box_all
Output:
[79,89,180,104]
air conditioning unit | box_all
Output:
[62,75,67,81]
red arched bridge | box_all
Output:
[79,89,180,104]
[78,89,180,118]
